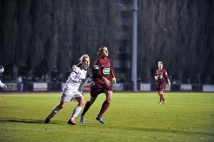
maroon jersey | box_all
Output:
[155,69,169,84]
[92,57,113,85]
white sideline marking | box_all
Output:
[0,126,177,141]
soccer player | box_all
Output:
[0,65,7,89]
[154,61,171,104]
[0,65,7,102]
[80,46,116,124]
[44,54,93,125]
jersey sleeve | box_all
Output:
[164,70,169,80]
[86,68,93,82]
[108,59,114,78]
[80,71,91,89]
[92,59,103,79]
[155,70,158,76]
[69,68,79,82]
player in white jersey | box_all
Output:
[0,65,7,102]
[44,54,94,125]
[0,65,7,88]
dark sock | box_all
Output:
[162,94,165,101]
[81,101,91,117]
[98,100,110,117]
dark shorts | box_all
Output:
[90,83,113,97]
[156,82,166,91]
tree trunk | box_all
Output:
[12,64,18,81]
[197,73,201,84]
[178,71,183,84]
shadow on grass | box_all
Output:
[0,119,46,124]
[0,117,68,125]
[79,123,214,137]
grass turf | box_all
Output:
[0,92,214,142]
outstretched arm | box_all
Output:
[0,80,7,88]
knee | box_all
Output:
[107,94,112,102]
[79,102,85,107]
[106,98,112,103]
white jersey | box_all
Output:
[63,66,92,91]
[0,80,4,87]
[61,66,92,102]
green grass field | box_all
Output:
[0,92,214,142]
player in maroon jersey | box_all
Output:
[80,46,116,124]
[154,61,171,104]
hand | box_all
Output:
[73,80,80,83]
[168,80,171,88]
[168,83,171,88]
[112,78,116,84]
[90,81,95,86]
[3,85,7,88]
[155,76,158,80]
[102,77,111,86]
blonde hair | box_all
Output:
[72,54,90,69]
[158,61,163,65]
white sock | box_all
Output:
[70,106,82,120]
[47,106,61,119]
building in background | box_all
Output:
[113,1,132,82]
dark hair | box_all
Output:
[97,46,107,56]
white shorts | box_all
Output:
[60,88,83,102]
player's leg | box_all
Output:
[157,87,162,104]
[157,83,162,104]
[158,90,164,103]
[161,90,166,103]
[68,96,84,125]
[96,90,112,124]
[44,100,67,123]
[80,86,101,123]
[82,96,97,116]
[98,90,112,117]
[44,92,70,123]
[80,96,97,123]
[160,83,166,103]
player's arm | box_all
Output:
[0,80,7,88]
[101,66,112,86]
[101,77,111,86]
[110,70,116,84]
[109,61,116,84]
[165,71,171,87]
[154,71,158,80]
[86,69,95,86]
[3,83,7,88]
[69,68,80,83]
[92,59,103,79]
[93,65,102,78]
[92,63,110,85]
[167,79,171,86]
